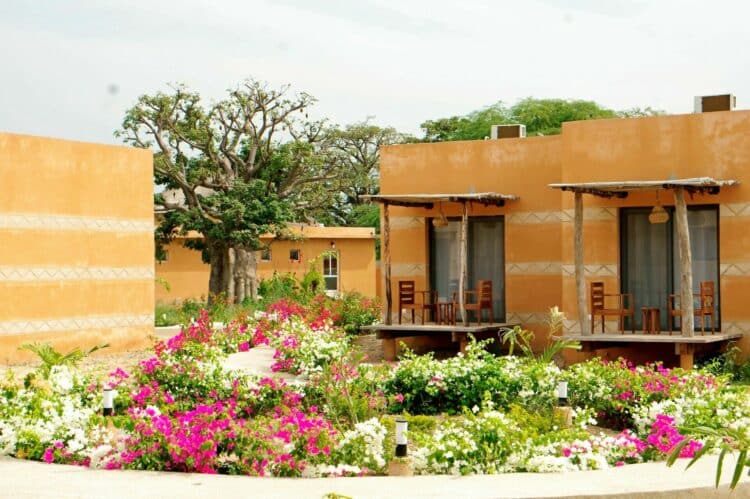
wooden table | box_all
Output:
[641,307,661,334]
[435,301,456,325]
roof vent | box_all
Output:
[491,124,526,139]
[694,94,736,113]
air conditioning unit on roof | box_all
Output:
[490,124,526,139]
[694,94,736,113]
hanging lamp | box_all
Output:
[649,190,669,224]
[432,201,449,227]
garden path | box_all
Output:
[1,454,747,498]
[224,346,304,382]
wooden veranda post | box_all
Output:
[459,201,468,326]
[383,202,392,325]
[673,187,695,338]
[574,192,590,335]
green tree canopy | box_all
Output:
[118,79,340,302]
[420,98,663,141]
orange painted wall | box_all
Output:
[156,227,377,302]
[0,133,154,363]
[380,110,750,358]
[380,136,564,348]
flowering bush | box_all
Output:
[0,366,102,463]
[565,358,721,429]
[386,339,561,415]
[263,316,350,376]
[3,298,750,481]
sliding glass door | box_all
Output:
[620,206,719,331]
[430,217,505,321]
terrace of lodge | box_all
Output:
[363,178,743,368]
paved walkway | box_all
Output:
[223,346,303,382]
[1,455,748,498]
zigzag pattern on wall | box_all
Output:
[390,263,426,277]
[389,217,424,229]
[562,318,620,335]
[505,262,561,275]
[720,263,750,276]
[0,213,153,233]
[561,207,617,222]
[506,311,548,325]
[722,322,750,335]
[561,264,618,277]
[507,211,564,225]
[0,314,154,336]
[720,203,750,217]
[0,266,154,282]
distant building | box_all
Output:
[156,225,377,302]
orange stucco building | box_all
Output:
[0,133,154,363]
[379,107,750,363]
[156,225,377,302]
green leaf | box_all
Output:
[686,442,712,469]
[716,447,728,489]
[667,439,691,467]
[731,450,747,490]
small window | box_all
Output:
[289,249,301,262]
[261,248,271,262]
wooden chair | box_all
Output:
[464,280,493,325]
[668,281,716,335]
[590,282,634,334]
[398,280,436,324]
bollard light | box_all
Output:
[103,387,114,416]
[557,381,568,407]
[395,417,408,457]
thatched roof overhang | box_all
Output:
[362,192,519,208]
[548,177,738,198]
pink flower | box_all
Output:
[394,393,405,404]
[43,448,55,464]
[238,342,250,352]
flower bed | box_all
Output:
[1,299,748,477]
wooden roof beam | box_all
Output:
[560,186,629,199]
[380,200,434,209]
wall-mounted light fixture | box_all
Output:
[330,241,336,249]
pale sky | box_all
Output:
[2,0,749,144]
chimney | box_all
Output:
[694,94,736,113]
[490,124,526,139]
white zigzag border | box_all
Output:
[0,314,154,336]
[0,266,154,282]
[0,213,152,233]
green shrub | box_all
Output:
[258,272,301,303]
[330,292,381,335]
[155,303,181,326]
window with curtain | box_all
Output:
[429,217,505,321]
[620,206,719,331]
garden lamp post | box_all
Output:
[395,417,408,457]
[103,387,114,416]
